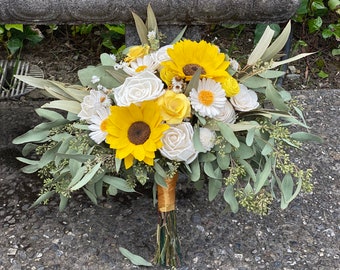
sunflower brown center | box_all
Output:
[128,121,151,145]
[182,64,206,76]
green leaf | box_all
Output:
[119,247,152,267]
[59,194,68,211]
[68,166,86,188]
[216,153,230,170]
[12,129,50,144]
[258,70,286,79]
[35,108,64,121]
[189,158,201,182]
[228,121,259,132]
[171,26,187,44]
[146,3,158,33]
[328,0,340,11]
[5,24,23,31]
[290,132,323,143]
[280,174,302,209]
[241,76,268,88]
[21,143,38,156]
[41,100,81,114]
[193,127,206,152]
[78,66,123,88]
[246,127,256,146]
[70,163,101,190]
[223,185,239,213]
[131,11,149,45]
[30,191,55,208]
[265,82,289,111]
[100,53,117,66]
[247,25,275,65]
[254,158,272,194]
[261,21,291,61]
[153,161,167,178]
[308,17,323,33]
[208,178,222,201]
[216,122,240,148]
[103,175,135,192]
[154,172,168,188]
[83,187,98,205]
[7,38,23,55]
[270,52,315,69]
[261,138,274,155]
[57,153,95,163]
[238,159,256,182]
[184,68,201,96]
[232,142,254,160]
[318,70,328,79]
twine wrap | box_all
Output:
[157,173,178,212]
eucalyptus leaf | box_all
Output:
[184,68,201,96]
[171,26,187,44]
[35,108,65,121]
[261,21,291,61]
[12,129,50,144]
[217,122,240,148]
[22,143,38,156]
[107,185,118,196]
[232,142,254,160]
[67,166,86,188]
[216,153,230,170]
[193,127,206,152]
[270,52,315,69]
[247,26,275,65]
[246,127,256,146]
[70,162,101,191]
[204,162,217,179]
[154,172,168,188]
[208,178,222,201]
[131,11,149,45]
[290,132,323,143]
[199,152,216,163]
[21,164,40,174]
[146,3,158,33]
[189,158,201,182]
[59,194,68,211]
[265,82,289,111]
[261,138,274,155]
[56,153,95,163]
[224,185,239,213]
[16,157,40,165]
[100,53,117,66]
[30,191,55,208]
[153,161,167,178]
[41,100,81,114]
[78,66,123,88]
[254,158,272,194]
[229,121,259,132]
[119,247,153,267]
[102,176,135,192]
[259,70,286,79]
[83,187,98,205]
[238,159,256,182]
[241,76,269,89]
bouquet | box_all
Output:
[13,5,320,267]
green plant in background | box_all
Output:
[294,0,339,53]
[101,24,126,55]
[0,24,44,58]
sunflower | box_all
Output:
[160,40,230,86]
[102,101,169,169]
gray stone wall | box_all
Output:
[0,0,300,25]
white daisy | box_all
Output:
[189,78,227,118]
[78,89,112,123]
[89,107,110,144]
[122,54,159,76]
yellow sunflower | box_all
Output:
[102,101,169,169]
[160,40,230,86]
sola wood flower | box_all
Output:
[102,100,169,169]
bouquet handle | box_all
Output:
[154,172,181,266]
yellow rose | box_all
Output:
[222,74,240,97]
[124,45,150,63]
[157,90,191,124]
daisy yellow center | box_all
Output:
[135,65,147,73]
[198,90,214,106]
[128,121,151,145]
[182,64,206,76]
